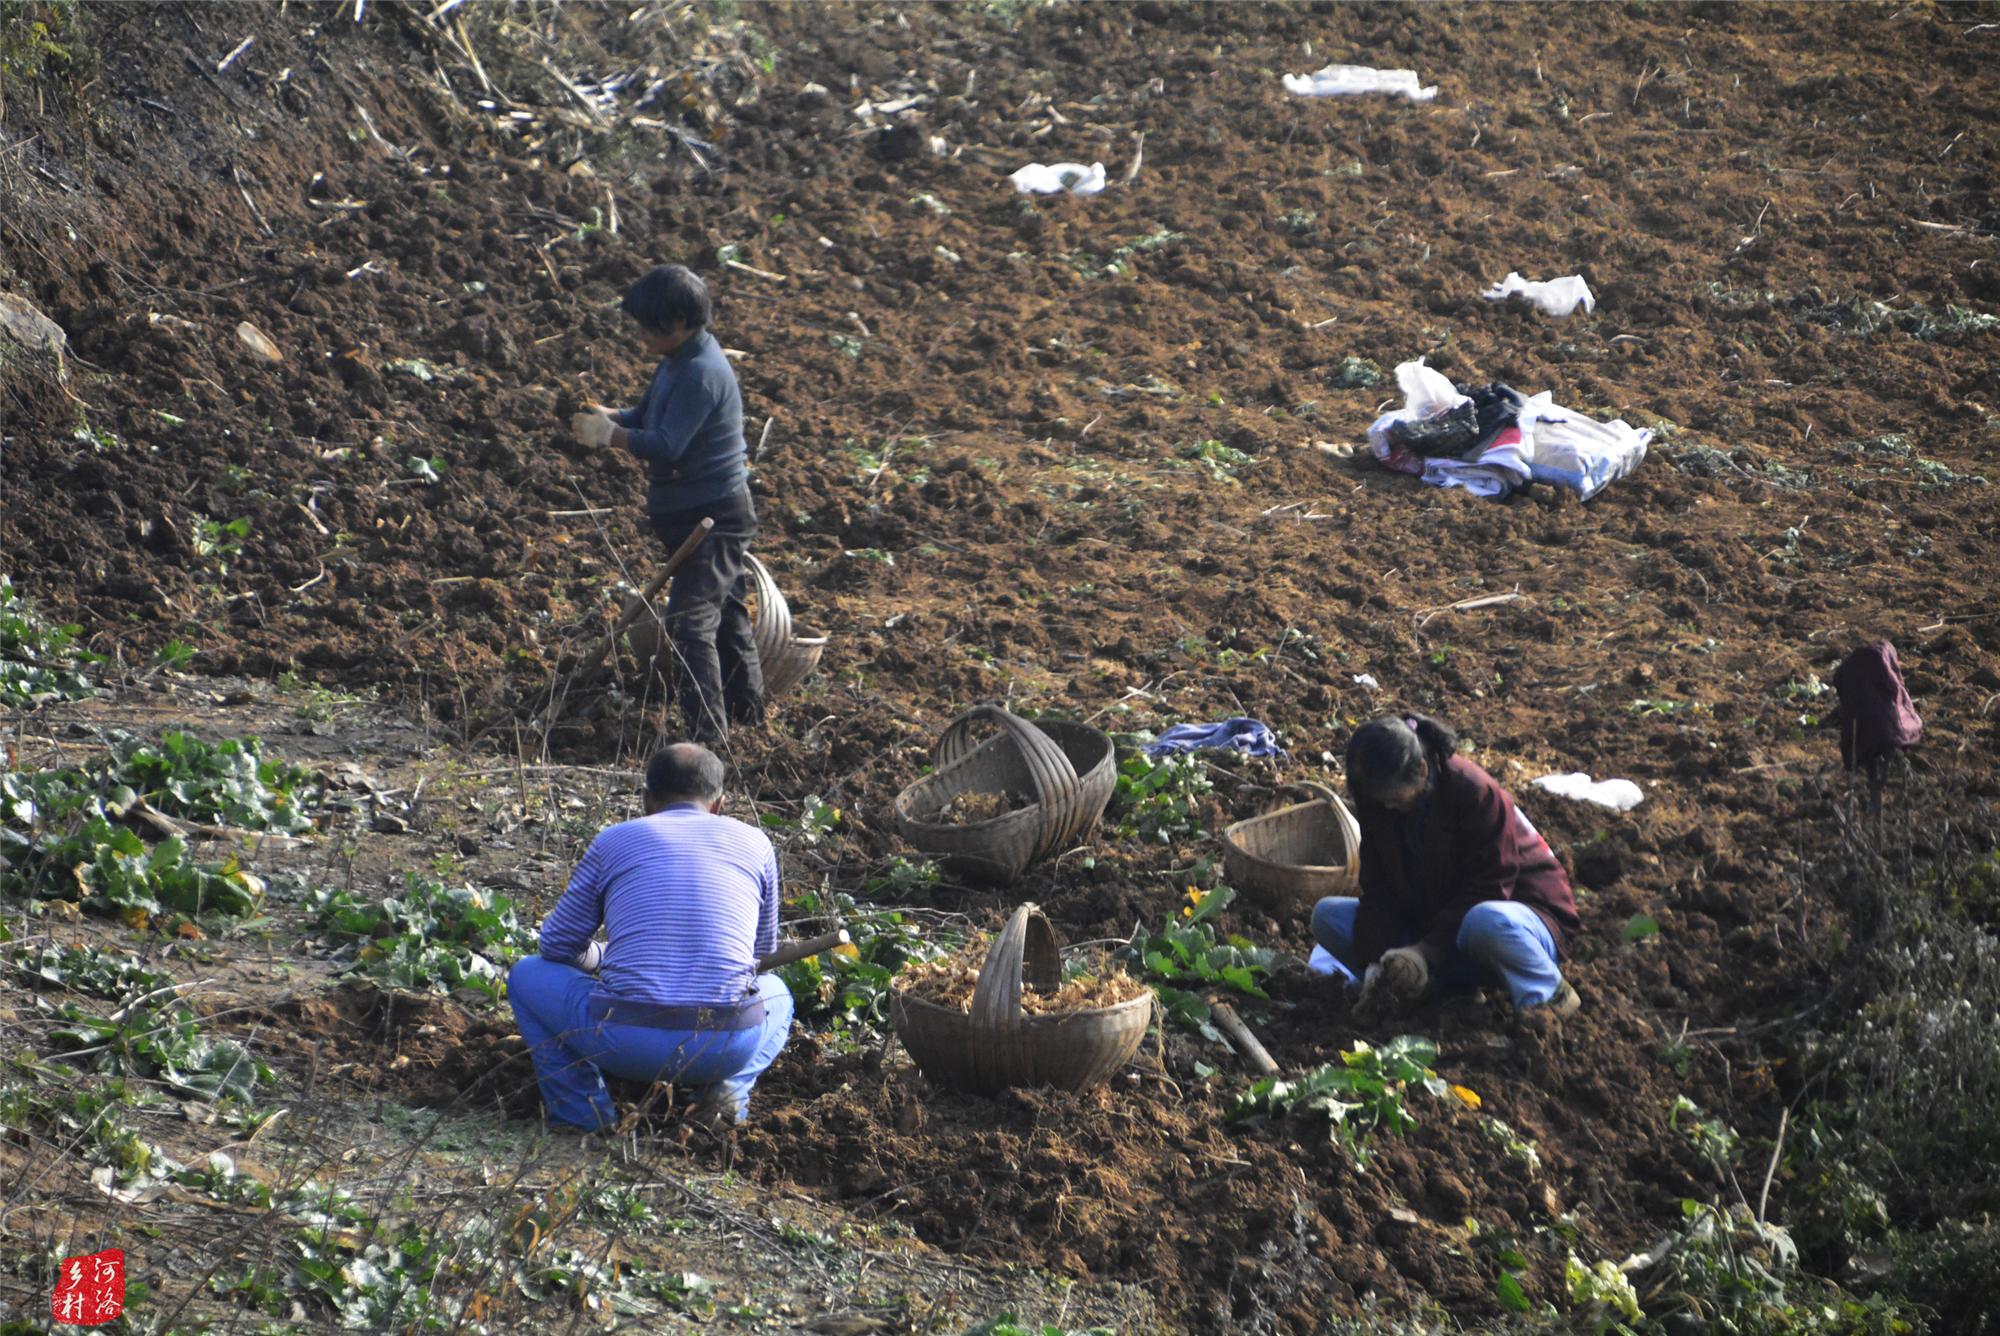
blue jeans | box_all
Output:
[1310,897,1565,1008]
[507,956,793,1130]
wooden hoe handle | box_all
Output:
[573,517,715,678]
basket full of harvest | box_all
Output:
[891,704,1116,885]
[891,903,1152,1096]
[1221,781,1362,918]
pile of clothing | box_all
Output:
[1366,360,1651,501]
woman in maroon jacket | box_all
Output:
[1313,715,1582,1015]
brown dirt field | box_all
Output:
[5,2,1999,1330]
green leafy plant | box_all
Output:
[758,795,842,846]
[405,454,447,484]
[310,874,533,1003]
[150,638,198,671]
[11,942,174,1001]
[1566,1251,1645,1333]
[961,1318,1115,1336]
[1176,438,1254,484]
[1,769,267,918]
[776,890,955,1036]
[1328,356,1384,389]
[1628,698,1700,717]
[191,514,251,575]
[0,573,103,707]
[860,854,941,898]
[50,1000,274,1101]
[113,730,320,833]
[1109,752,1213,845]
[1124,883,1275,1038]
[1623,913,1662,942]
[1228,1034,1446,1162]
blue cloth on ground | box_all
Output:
[1141,718,1282,759]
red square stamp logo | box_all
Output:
[51,1247,124,1327]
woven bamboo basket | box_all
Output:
[626,554,826,697]
[891,705,1117,885]
[891,903,1153,1096]
[746,555,826,698]
[1221,781,1363,918]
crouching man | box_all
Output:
[508,743,792,1130]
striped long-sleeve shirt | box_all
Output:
[537,804,779,1008]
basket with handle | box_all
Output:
[626,553,826,697]
[890,903,1153,1095]
[745,554,826,698]
[1221,780,1363,918]
[892,704,1116,885]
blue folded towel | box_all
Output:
[1141,718,1283,759]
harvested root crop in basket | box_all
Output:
[931,789,1027,824]
[899,939,1147,1014]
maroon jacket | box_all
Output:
[1830,641,1921,772]
[1350,755,1580,965]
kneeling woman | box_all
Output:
[1315,715,1581,1015]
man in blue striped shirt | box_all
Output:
[507,744,793,1130]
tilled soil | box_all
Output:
[6,2,1998,1329]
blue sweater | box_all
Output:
[536,804,780,1008]
[612,330,748,516]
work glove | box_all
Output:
[574,939,604,973]
[1355,947,1430,1016]
[1378,946,1430,999]
[569,409,615,448]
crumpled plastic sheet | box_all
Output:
[1482,272,1595,317]
[1531,773,1645,811]
[1009,161,1106,195]
[1283,64,1437,102]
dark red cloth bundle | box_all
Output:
[1830,641,1922,772]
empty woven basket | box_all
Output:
[891,903,1152,1096]
[745,555,826,697]
[1221,781,1362,918]
[891,705,1116,885]
[626,553,826,697]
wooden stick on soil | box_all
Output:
[1414,590,1526,628]
[1210,1001,1280,1076]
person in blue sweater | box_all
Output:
[569,264,762,745]
[507,743,793,1131]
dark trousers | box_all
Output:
[651,488,763,744]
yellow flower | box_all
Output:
[1181,888,1208,919]
[832,943,860,962]
[1449,1084,1482,1110]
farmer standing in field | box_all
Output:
[568,263,762,746]
[1313,715,1583,1017]
[507,743,793,1130]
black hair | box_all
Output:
[645,742,725,804]
[1345,713,1459,805]
[621,263,711,333]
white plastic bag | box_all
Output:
[1516,393,1650,501]
[1284,65,1437,102]
[1365,359,1471,475]
[1009,161,1106,195]
[1532,773,1645,811]
[1482,272,1595,318]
